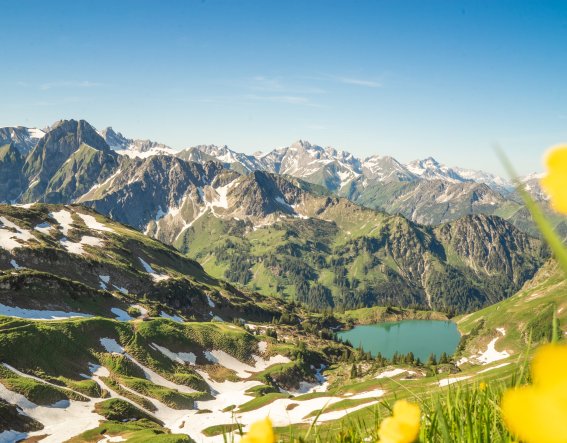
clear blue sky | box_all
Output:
[1,0,566,175]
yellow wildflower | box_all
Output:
[502,344,567,443]
[378,399,421,443]
[479,381,487,391]
[240,417,275,443]
[541,144,567,215]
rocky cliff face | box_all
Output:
[22,120,114,202]
[0,144,26,203]
[353,179,510,226]
[435,214,543,288]
[79,156,224,230]
[0,126,45,155]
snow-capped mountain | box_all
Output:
[0,119,549,232]
[406,157,471,184]
[361,155,417,183]
[178,144,265,175]
[184,140,516,195]
[0,126,45,154]
[99,127,177,158]
[254,140,362,192]
[519,173,547,202]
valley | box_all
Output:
[0,119,563,442]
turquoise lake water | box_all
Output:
[336,320,461,362]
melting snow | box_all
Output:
[99,275,110,290]
[257,341,268,354]
[60,236,103,255]
[160,311,184,322]
[9,259,22,269]
[110,308,133,321]
[151,343,197,365]
[100,338,125,354]
[0,383,102,443]
[475,328,510,364]
[138,257,170,282]
[112,285,128,294]
[438,376,472,387]
[375,368,413,379]
[0,303,93,320]
[478,362,511,373]
[50,210,74,236]
[203,350,290,378]
[0,217,34,252]
[77,213,114,232]
[34,222,52,235]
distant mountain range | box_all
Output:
[0,120,557,230]
[0,119,551,312]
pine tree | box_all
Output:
[427,353,437,366]
[350,363,358,379]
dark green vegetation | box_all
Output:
[0,399,44,433]
[68,418,193,443]
[180,197,544,313]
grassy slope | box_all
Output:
[455,259,566,355]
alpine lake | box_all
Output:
[336,320,461,362]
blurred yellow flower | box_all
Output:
[531,343,567,388]
[240,417,275,443]
[502,344,567,443]
[541,144,567,215]
[378,399,421,443]
[479,381,487,391]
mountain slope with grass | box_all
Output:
[0,203,288,323]
[0,203,368,442]
[75,156,545,313]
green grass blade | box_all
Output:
[497,148,567,276]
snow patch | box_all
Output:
[111,308,133,322]
[478,362,511,373]
[9,259,22,269]
[0,303,93,320]
[100,338,124,354]
[77,213,114,232]
[138,257,170,282]
[34,222,52,235]
[60,236,103,255]
[50,209,74,236]
[438,376,472,387]
[0,217,34,252]
[475,328,510,365]
[151,343,197,365]
[375,368,413,379]
[203,350,290,378]
[160,311,184,322]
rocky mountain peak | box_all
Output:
[100,126,129,150]
[0,126,46,155]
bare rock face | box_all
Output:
[22,119,117,202]
[0,144,26,203]
[0,399,44,433]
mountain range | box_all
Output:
[0,119,551,313]
[0,118,563,443]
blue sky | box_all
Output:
[1,0,566,175]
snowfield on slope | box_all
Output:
[0,303,93,320]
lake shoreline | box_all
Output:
[336,319,461,361]
[336,306,449,331]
